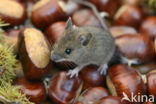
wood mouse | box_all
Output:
[51,0,116,78]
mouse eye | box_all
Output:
[65,48,72,55]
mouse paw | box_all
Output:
[98,64,108,75]
[66,68,80,78]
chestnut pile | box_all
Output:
[1,0,156,104]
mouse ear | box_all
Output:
[79,33,92,46]
[65,17,73,30]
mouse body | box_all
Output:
[51,18,116,77]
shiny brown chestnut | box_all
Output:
[18,28,52,80]
[77,87,109,104]
[0,0,27,27]
[88,0,120,18]
[116,34,155,64]
[31,0,66,29]
[45,21,66,45]
[122,0,140,5]
[80,65,105,90]
[49,71,82,104]
[147,70,156,100]
[139,16,156,38]
[96,96,127,104]
[15,77,47,104]
[61,0,81,16]
[114,5,144,29]
[110,26,137,38]
[72,9,100,27]
[106,64,146,103]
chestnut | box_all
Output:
[72,9,100,27]
[122,0,140,5]
[13,0,31,4]
[77,87,109,104]
[139,16,156,38]
[15,77,47,104]
[2,29,21,53]
[0,0,27,27]
[15,0,25,3]
[45,21,66,45]
[154,38,156,52]
[88,0,120,18]
[132,61,156,74]
[116,34,155,65]
[144,102,155,104]
[18,28,52,80]
[18,0,36,4]
[61,0,81,16]
[147,70,156,100]
[106,64,146,103]
[110,26,137,38]
[96,96,127,104]
[49,71,82,104]
[114,5,144,29]
[80,65,105,90]
[31,0,66,29]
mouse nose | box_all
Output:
[51,55,62,61]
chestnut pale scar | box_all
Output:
[24,28,50,68]
[0,0,24,18]
[32,0,51,11]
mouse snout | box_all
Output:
[50,54,62,61]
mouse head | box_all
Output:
[51,18,93,64]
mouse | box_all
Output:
[51,0,116,78]
[51,18,116,77]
